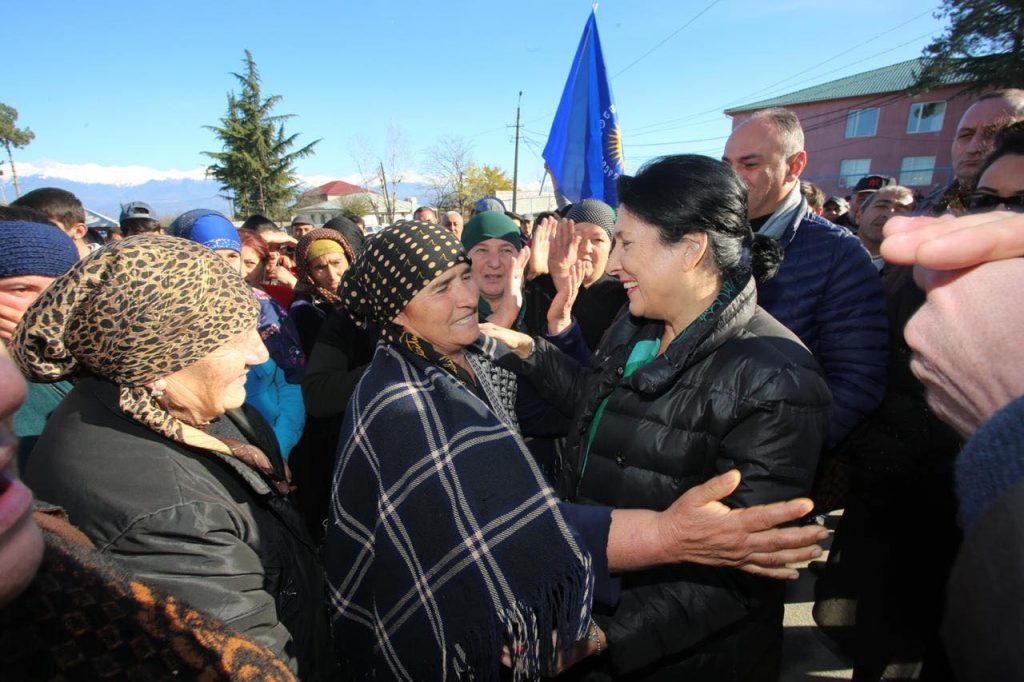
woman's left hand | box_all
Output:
[488,246,531,328]
[479,323,534,359]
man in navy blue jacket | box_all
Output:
[724,108,887,449]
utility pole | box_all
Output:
[379,161,392,223]
[512,91,522,214]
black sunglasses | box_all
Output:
[967,192,1024,213]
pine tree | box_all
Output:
[0,103,35,198]
[204,50,319,219]
[914,0,1024,93]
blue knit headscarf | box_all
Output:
[169,209,241,253]
[0,220,79,278]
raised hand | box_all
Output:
[547,260,586,336]
[527,215,556,280]
[548,218,581,292]
[488,245,531,329]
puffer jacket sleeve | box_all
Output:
[101,502,297,672]
[598,360,831,675]
[495,336,591,416]
[271,365,305,459]
[815,237,887,448]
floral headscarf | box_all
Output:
[294,228,355,305]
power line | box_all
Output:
[627,16,938,136]
[611,0,723,79]
[623,91,908,152]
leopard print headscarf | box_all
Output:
[9,235,261,461]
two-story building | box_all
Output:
[725,58,974,198]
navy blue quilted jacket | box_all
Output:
[757,208,887,448]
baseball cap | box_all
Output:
[119,201,155,222]
[853,175,896,194]
[824,196,849,211]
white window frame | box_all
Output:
[839,159,872,188]
[906,101,946,134]
[899,156,936,186]
[845,108,880,138]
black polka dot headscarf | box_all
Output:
[339,220,468,342]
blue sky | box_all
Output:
[3,0,948,189]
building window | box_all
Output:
[907,101,946,134]
[839,159,871,188]
[899,156,936,186]
[845,108,879,138]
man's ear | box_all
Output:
[69,222,88,241]
[786,151,808,182]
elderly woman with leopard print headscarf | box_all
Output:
[324,220,829,681]
[8,235,337,680]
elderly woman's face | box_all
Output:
[0,342,44,607]
[394,263,479,355]
[468,238,518,300]
[575,223,612,286]
[161,328,269,424]
[607,207,700,324]
[310,252,349,293]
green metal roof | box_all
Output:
[724,58,970,115]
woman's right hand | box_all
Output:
[480,323,534,359]
[546,261,585,336]
[547,218,580,292]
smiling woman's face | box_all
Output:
[0,342,44,607]
[393,263,480,356]
[161,327,269,425]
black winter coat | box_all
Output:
[25,377,338,680]
[512,277,831,681]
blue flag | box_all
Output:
[543,10,624,206]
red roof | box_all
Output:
[314,180,369,197]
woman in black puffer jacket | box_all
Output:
[490,155,832,681]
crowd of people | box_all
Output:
[0,87,1022,681]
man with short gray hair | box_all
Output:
[724,107,887,449]
[442,210,464,238]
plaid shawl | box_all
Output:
[325,336,593,680]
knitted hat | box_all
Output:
[565,199,616,238]
[169,209,241,253]
[0,221,80,279]
[461,211,523,252]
